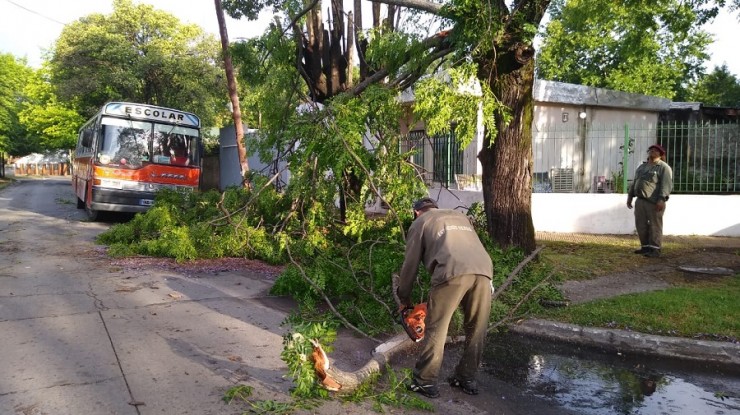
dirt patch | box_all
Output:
[107,253,285,279]
[560,271,672,304]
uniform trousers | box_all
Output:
[635,198,665,250]
[414,274,492,384]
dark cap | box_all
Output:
[412,197,438,211]
[648,144,666,155]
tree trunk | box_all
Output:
[477,42,537,254]
[312,334,414,392]
[214,0,249,180]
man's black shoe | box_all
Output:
[407,379,439,398]
[633,247,649,254]
[448,376,479,395]
[643,249,660,258]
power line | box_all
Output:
[2,0,66,25]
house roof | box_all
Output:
[534,80,671,112]
[669,102,702,111]
[665,102,740,121]
[400,77,672,112]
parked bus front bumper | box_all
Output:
[90,188,159,213]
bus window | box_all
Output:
[169,135,189,165]
[99,118,151,168]
[153,130,172,164]
[153,124,200,166]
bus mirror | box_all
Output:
[81,130,93,147]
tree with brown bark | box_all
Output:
[215,0,250,181]
[223,0,433,222]
[225,0,549,253]
[371,0,551,254]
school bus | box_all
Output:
[72,102,202,220]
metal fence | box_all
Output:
[401,130,463,188]
[659,121,739,193]
[402,120,740,194]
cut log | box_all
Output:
[311,333,415,392]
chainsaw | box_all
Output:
[395,303,427,342]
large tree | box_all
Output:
[0,54,33,155]
[365,0,551,253]
[19,68,84,151]
[536,0,717,99]
[687,64,740,106]
[224,0,416,222]
[49,0,226,124]
[223,0,549,253]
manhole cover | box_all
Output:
[677,266,734,275]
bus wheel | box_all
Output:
[85,205,99,221]
[77,197,85,209]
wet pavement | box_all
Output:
[482,333,740,415]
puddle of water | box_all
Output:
[481,333,740,415]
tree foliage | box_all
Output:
[225,0,441,223]
[0,54,32,155]
[229,23,309,139]
[18,68,84,151]
[687,64,740,106]
[222,0,549,253]
[536,0,717,99]
[49,0,227,124]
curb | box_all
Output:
[508,318,740,369]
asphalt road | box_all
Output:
[0,177,577,415]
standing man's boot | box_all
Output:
[643,248,660,258]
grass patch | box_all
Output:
[537,236,690,280]
[535,234,740,340]
[55,197,74,205]
[540,276,740,341]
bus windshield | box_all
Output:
[98,117,200,168]
[98,118,150,169]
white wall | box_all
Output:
[427,189,740,237]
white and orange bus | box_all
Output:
[72,102,202,220]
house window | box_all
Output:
[406,130,426,168]
[431,131,463,187]
[401,130,463,187]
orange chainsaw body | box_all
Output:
[399,303,427,342]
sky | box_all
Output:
[1,0,739,77]
[0,0,274,66]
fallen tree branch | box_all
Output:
[209,164,289,227]
[493,245,543,300]
[315,333,416,391]
[285,244,382,343]
[346,240,398,317]
[487,268,555,333]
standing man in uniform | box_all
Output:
[627,144,673,257]
[397,197,493,398]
